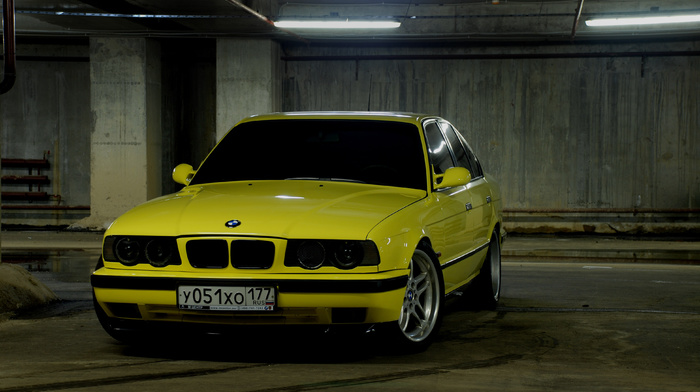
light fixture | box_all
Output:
[586,14,700,27]
[274,20,401,29]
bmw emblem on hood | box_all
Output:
[225,220,241,228]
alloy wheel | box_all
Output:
[398,249,441,343]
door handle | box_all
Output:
[465,202,473,211]
[486,195,492,204]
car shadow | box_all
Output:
[116,324,387,364]
[112,294,501,364]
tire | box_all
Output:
[472,231,502,309]
[389,247,444,352]
[93,293,144,344]
[93,258,139,343]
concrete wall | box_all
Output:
[216,39,281,141]
[0,44,91,226]
[74,38,163,230]
[281,42,700,234]
[1,38,697,233]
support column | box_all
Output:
[74,37,162,230]
[216,39,280,141]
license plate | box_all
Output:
[178,286,275,311]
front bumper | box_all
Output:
[92,268,408,325]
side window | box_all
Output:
[423,121,455,175]
[461,137,484,179]
[439,122,472,173]
[442,121,484,179]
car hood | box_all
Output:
[107,181,426,240]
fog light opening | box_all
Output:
[332,308,367,323]
[107,303,142,319]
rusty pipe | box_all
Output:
[1,205,90,210]
[0,0,16,94]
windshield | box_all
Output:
[190,119,427,190]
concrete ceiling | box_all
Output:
[10,0,700,44]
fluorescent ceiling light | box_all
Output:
[274,20,401,29]
[586,14,700,27]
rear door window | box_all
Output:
[440,121,483,179]
[423,120,455,175]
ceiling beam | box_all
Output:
[79,0,192,31]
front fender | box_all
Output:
[368,196,442,272]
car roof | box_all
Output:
[237,111,441,126]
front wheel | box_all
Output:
[388,247,444,352]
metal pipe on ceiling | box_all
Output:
[0,0,16,95]
[222,0,308,42]
[571,0,585,39]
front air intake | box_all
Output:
[231,240,275,269]
[186,239,229,268]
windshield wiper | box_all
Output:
[284,177,366,184]
[284,177,320,181]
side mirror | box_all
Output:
[172,163,195,185]
[435,167,471,189]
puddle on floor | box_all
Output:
[2,249,101,301]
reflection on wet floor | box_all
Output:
[2,249,100,302]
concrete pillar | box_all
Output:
[74,38,162,230]
[216,39,280,140]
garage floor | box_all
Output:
[0,231,699,391]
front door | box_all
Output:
[424,120,491,292]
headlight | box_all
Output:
[332,241,365,269]
[296,240,326,270]
[145,239,176,267]
[113,237,141,266]
[285,240,379,270]
[103,236,181,267]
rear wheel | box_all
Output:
[472,231,501,309]
[389,247,444,352]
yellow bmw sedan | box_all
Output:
[92,112,504,351]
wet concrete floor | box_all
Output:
[0,234,699,391]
